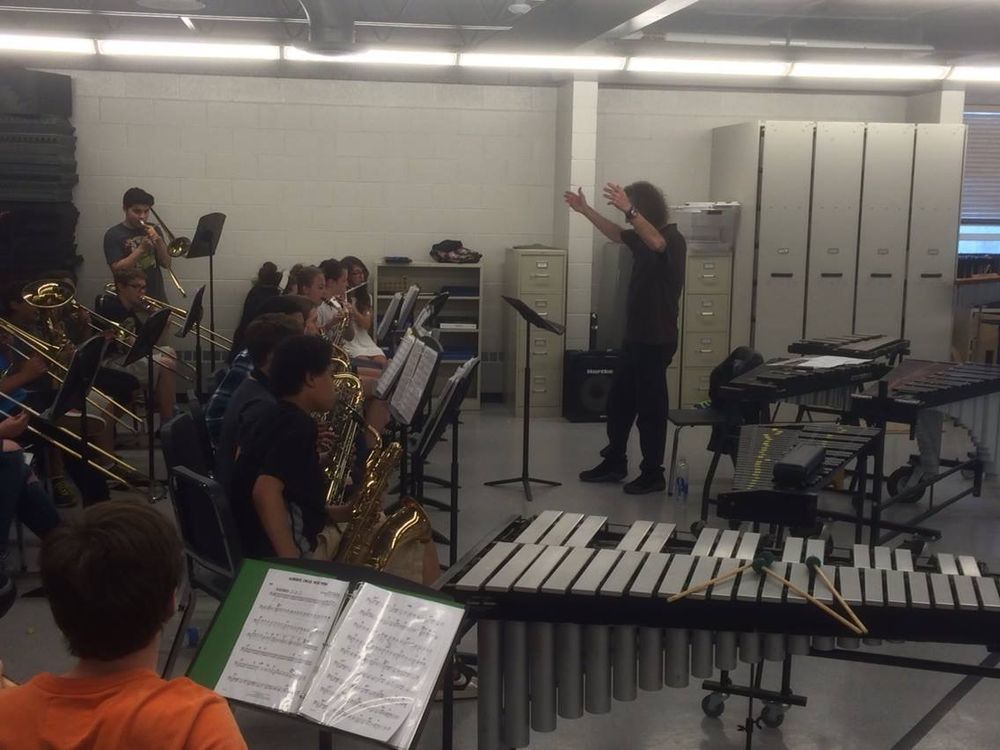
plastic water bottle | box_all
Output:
[675,458,689,505]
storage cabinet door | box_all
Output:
[904,124,966,360]
[855,123,915,336]
[754,121,815,358]
[805,122,864,339]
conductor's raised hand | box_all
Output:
[563,187,588,214]
[603,183,632,213]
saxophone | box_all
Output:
[335,440,433,572]
[317,372,365,506]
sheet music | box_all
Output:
[215,569,349,712]
[375,332,416,400]
[391,341,439,426]
[794,355,872,369]
[299,583,464,749]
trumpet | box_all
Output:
[140,209,189,298]
[102,282,232,353]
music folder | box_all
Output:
[389,336,442,426]
[187,559,463,750]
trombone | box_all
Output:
[102,282,232,354]
[140,208,189,298]
[0,387,138,488]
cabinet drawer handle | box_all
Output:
[820,272,843,278]
[871,273,892,278]
[920,273,943,279]
[530,273,550,279]
[532,387,547,393]
[771,272,794,278]
[699,311,715,317]
[532,351,549,356]
[700,273,717,279]
[698,348,714,353]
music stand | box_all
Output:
[124,307,172,497]
[176,285,207,399]
[376,291,402,347]
[184,212,226,370]
[414,291,450,335]
[47,335,107,471]
[485,296,565,501]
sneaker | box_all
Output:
[51,477,78,508]
[0,572,15,619]
[579,460,627,483]
[623,472,666,495]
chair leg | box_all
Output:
[15,521,26,573]
[667,426,683,496]
[162,586,197,678]
[700,450,723,522]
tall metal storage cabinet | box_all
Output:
[710,121,966,361]
[503,246,567,417]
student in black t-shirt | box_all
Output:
[229,335,341,558]
[102,187,171,303]
[566,181,686,494]
[214,313,303,493]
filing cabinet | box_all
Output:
[504,246,567,417]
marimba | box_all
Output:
[851,359,1000,476]
[788,333,909,361]
[438,511,1000,750]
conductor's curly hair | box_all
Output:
[624,181,668,228]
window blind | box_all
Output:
[963,109,1000,223]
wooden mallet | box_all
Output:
[668,552,776,603]
[755,556,864,636]
[806,555,868,635]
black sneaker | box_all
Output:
[579,460,628,483]
[623,472,666,495]
[0,572,15,620]
[51,477,78,508]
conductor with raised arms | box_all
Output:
[566,181,686,494]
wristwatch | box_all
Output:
[625,206,638,222]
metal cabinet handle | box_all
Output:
[871,273,892,278]
[820,272,844,278]
[771,272,794,278]
[921,273,943,279]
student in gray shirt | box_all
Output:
[102,187,171,303]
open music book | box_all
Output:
[375,330,416,400]
[389,337,441,425]
[188,559,464,750]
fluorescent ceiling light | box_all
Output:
[628,57,790,76]
[284,47,456,66]
[790,62,948,80]
[950,66,1000,82]
[98,39,279,60]
[459,53,625,71]
[0,33,95,54]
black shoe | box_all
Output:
[623,472,666,495]
[0,572,16,619]
[579,460,627,483]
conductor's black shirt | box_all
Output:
[621,224,686,346]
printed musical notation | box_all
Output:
[299,583,463,749]
[215,569,349,712]
[375,332,415,399]
[391,341,439,426]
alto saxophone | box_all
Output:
[317,372,365,507]
[335,440,433,572]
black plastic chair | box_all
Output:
[161,412,210,477]
[186,391,215,471]
[161,466,243,677]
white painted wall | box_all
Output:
[62,69,557,359]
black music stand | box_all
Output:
[485,296,565,501]
[47,335,107,473]
[176,285,207,399]
[124,307,171,497]
[185,212,226,371]
[413,291,449,335]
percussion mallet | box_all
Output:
[756,557,865,636]
[668,552,775,603]
[806,556,868,634]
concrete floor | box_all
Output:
[3,405,1000,749]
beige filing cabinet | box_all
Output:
[504,246,567,417]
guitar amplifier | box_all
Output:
[563,350,618,422]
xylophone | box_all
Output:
[851,359,1000,476]
[438,511,1000,750]
[788,333,909,361]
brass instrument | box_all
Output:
[103,282,233,353]
[318,372,368,506]
[0,381,138,487]
[140,211,188,298]
[22,279,74,353]
[334,440,433,571]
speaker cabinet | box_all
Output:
[563,350,618,422]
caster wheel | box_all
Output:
[760,704,784,728]
[701,693,725,718]
[690,520,706,536]
[887,466,925,503]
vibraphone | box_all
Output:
[788,333,909,362]
[852,359,1000,476]
[438,511,1000,749]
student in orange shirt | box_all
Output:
[0,501,247,750]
